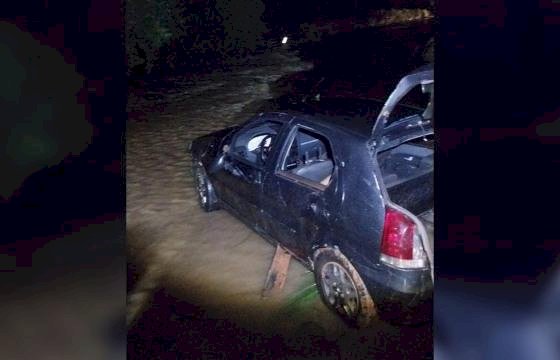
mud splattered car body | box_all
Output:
[190,65,434,324]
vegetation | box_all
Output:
[125,0,184,75]
[125,0,267,77]
[124,0,433,77]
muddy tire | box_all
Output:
[314,248,377,327]
[193,163,219,212]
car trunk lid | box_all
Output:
[370,65,433,152]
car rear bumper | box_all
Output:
[353,260,433,320]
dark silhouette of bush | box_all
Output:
[125,0,267,77]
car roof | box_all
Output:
[260,97,382,140]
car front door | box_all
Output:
[212,119,284,227]
[261,123,338,257]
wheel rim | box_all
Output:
[320,261,360,318]
[195,168,208,206]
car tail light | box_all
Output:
[380,206,427,268]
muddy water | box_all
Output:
[126,48,333,324]
[127,46,432,357]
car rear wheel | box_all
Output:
[314,248,377,327]
[193,163,219,212]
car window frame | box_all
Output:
[274,123,337,192]
[386,83,431,126]
[228,118,285,170]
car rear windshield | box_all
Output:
[387,82,433,127]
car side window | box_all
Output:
[278,127,335,188]
[231,120,283,166]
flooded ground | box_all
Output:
[127,24,433,358]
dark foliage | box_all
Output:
[125,0,267,77]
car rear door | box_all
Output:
[261,122,338,257]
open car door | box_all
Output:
[370,64,434,153]
[370,64,434,281]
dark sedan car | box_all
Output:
[190,66,434,326]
